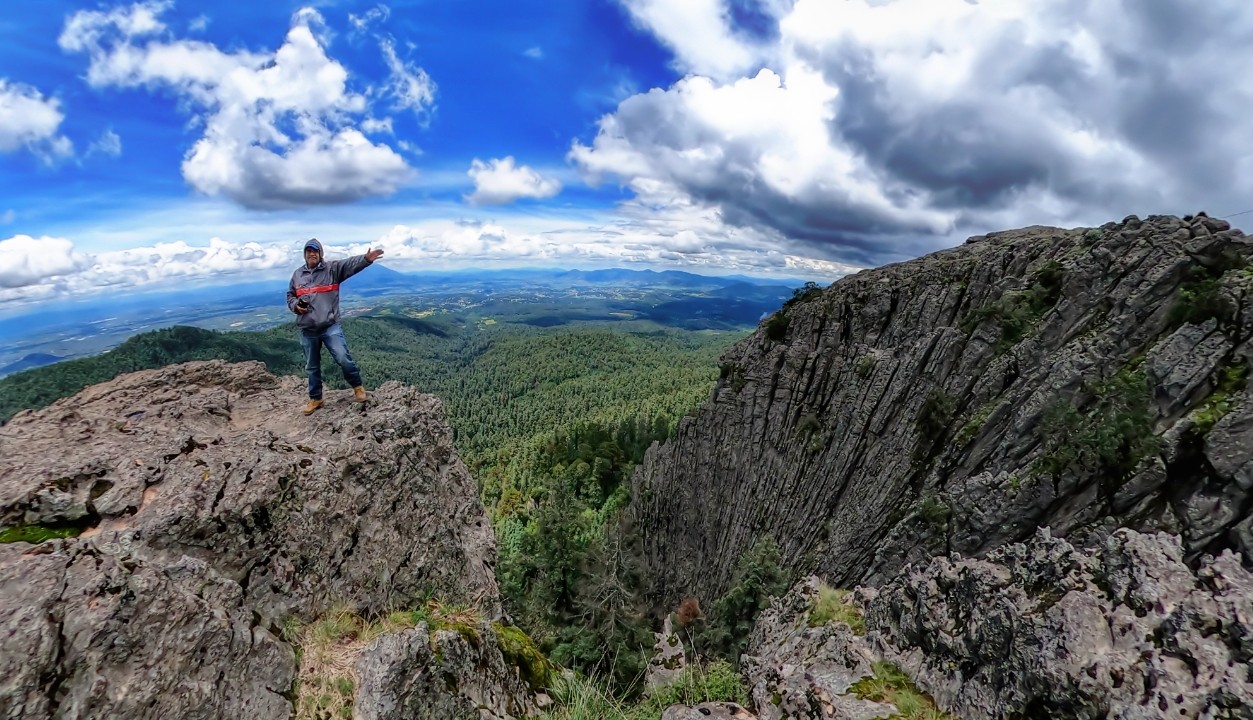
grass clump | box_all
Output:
[0,523,83,544]
[808,585,865,635]
[535,661,748,720]
[1191,362,1250,436]
[956,402,994,444]
[851,661,956,720]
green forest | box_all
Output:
[0,309,800,705]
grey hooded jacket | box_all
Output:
[286,239,374,330]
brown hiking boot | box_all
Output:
[353,386,367,403]
[303,398,324,415]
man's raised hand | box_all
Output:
[365,247,385,262]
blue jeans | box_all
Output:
[299,323,363,400]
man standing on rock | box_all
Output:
[287,238,384,415]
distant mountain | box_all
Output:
[0,353,62,376]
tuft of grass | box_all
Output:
[1191,362,1250,436]
[0,523,82,544]
[850,661,955,720]
[808,585,865,634]
[535,661,748,720]
[956,401,995,445]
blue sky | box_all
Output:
[3,0,1253,310]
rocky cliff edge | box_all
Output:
[0,360,502,718]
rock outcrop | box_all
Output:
[740,578,903,720]
[630,214,1253,606]
[355,620,554,719]
[0,361,501,718]
[861,528,1253,719]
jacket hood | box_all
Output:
[304,238,323,254]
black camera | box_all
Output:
[296,297,310,309]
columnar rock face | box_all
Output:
[630,215,1253,606]
[0,361,501,718]
[861,528,1253,719]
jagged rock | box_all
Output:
[354,620,553,720]
[862,528,1253,719]
[741,578,897,720]
[0,361,501,718]
[662,702,757,719]
[630,215,1253,607]
[0,541,293,719]
[647,614,689,693]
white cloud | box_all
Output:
[615,0,764,81]
[0,236,92,288]
[188,14,209,32]
[0,80,74,163]
[466,157,562,205]
[1,210,14,225]
[574,0,1253,265]
[380,37,436,121]
[88,128,123,157]
[524,46,543,59]
[59,2,422,209]
[350,4,390,33]
[361,117,394,134]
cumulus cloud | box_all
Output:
[364,216,855,280]
[59,2,421,209]
[524,46,543,59]
[188,14,209,32]
[0,236,92,288]
[573,0,1253,266]
[0,80,74,162]
[466,157,562,205]
[0,233,299,305]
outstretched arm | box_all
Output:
[331,247,385,282]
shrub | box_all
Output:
[696,536,790,662]
[855,355,876,379]
[1037,364,1159,481]
[782,281,824,310]
[960,261,1065,353]
[764,313,790,342]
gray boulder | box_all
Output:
[740,578,898,720]
[354,620,554,720]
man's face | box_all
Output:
[304,248,321,267]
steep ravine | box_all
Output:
[631,214,1252,607]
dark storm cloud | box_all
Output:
[575,0,1253,267]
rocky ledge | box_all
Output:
[0,361,505,718]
